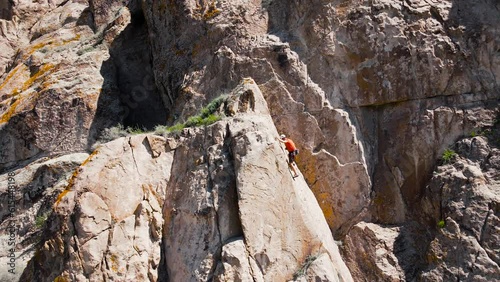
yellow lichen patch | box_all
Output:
[81,148,100,166]
[54,276,68,282]
[23,64,55,90]
[109,254,119,272]
[203,1,221,20]
[54,149,100,207]
[316,192,335,225]
[242,77,254,84]
[26,33,81,58]
[193,0,220,21]
[0,64,25,93]
[0,98,21,124]
[0,63,55,124]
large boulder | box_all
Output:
[342,129,500,281]
[0,153,89,282]
[18,79,352,281]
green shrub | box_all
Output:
[442,149,456,164]
[293,255,318,280]
[200,95,226,118]
[152,95,227,137]
[35,212,50,228]
[167,123,186,133]
[201,114,221,125]
[99,124,129,142]
[185,115,204,127]
[437,220,445,228]
[126,126,145,135]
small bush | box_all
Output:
[98,124,146,143]
[437,220,445,228]
[201,114,221,125]
[99,124,129,142]
[152,95,227,137]
[35,212,50,228]
[167,123,186,133]
[127,126,145,135]
[293,255,318,280]
[442,149,456,164]
[185,115,204,127]
[200,95,226,118]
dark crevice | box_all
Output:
[157,235,169,282]
[0,0,13,20]
[88,2,167,147]
[203,128,224,281]
[56,0,70,8]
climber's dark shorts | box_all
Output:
[288,150,298,164]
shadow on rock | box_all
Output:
[87,2,167,147]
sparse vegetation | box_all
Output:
[442,148,457,164]
[35,212,50,228]
[77,45,96,56]
[98,124,146,143]
[99,95,227,142]
[127,126,145,135]
[437,220,445,228]
[155,95,227,136]
[293,255,318,280]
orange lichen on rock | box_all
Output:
[203,1,221,20]
[0,98,21,124]
[26,33,81,58]
[0,64,24,93]
[54,149,100,207]
[0,63,55,124]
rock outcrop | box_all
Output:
[342,124,500,281]
[0,153,89,282]
[142,0,499,234]
[0,0,165,172]
[16,80,352,281]
[418,132,500,281]
[0,0,499,281]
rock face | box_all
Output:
[16,80,352,281]
[0,0,499,281]
[142,0,499,233]
[0,153,89,282]
[342,128,500,281]
[0,0,165,172]
[418,133,500,281]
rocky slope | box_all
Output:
[342,124,500,281]
[8,80,351,281]
[0,0,499,281]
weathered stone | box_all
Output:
[417,133,500,281]
[0,153,88,282]
[18,134,173,281]
[14,80,352,282]
[214,238,253,282]
[1,0,499,281]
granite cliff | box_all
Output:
[0,0,498,281]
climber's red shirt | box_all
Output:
[283,138,296,152]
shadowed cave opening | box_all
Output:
[88,2,167,147]
[109,7,167,129]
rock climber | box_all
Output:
[278,134,299,178]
